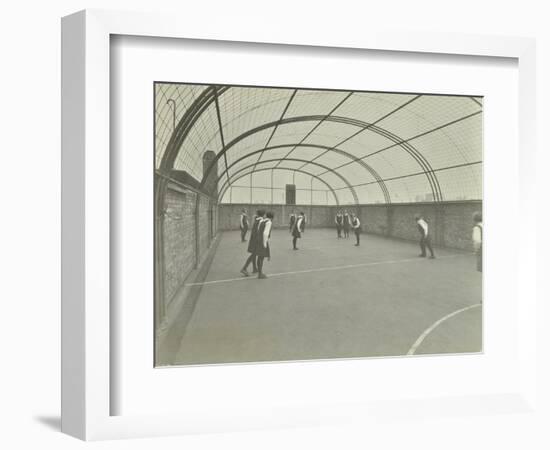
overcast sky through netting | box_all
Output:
[155,83,482,205]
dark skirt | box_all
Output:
[247,219,262,253]
[257,242,270,258]
[247,230,259,253]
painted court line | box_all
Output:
[407,303,482,356]
[185,254,464,287]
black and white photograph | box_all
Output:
[154,83,483,366]
[4,0,548,447]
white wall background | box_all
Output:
[1,0,548,448]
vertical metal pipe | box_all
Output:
[166,99,176,132]
[154,176,167,334]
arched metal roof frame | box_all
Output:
[158,85,482,204]
[309,112,481,198]
[269,94,421,170]
[209,143,391,203]
[313,116,446,200]
[158,87,433,199]
[218,167,341,206]
[331,160,483,192]
[217,157,360,205]
[199,115,447,202]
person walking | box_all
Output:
[291,212,305,250]
[335,211,343,238]
[415,214,435,259]
[472,211,483,272]
[257,211,274,279]
[239,209,249,242]
[351,213,361,246]
[240,209,265,276]
[343,210,351,238]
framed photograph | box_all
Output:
[61,9,538,441]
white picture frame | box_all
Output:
[61,9,538,441]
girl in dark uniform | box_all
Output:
[257,211,274,279]
[240,209,265,276]
[335,211,343,238]
[289,212,296,232]
[343,210,351,238]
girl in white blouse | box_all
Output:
[351,213,361,246]
[257,212,274,279]
[472,211,483,272]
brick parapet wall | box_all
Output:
[218,201,482,250]
[217,204,339,230]
[160,182,218,317]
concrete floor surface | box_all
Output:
[160,228,482,366]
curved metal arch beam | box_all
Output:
[200,114,441,203]
[315,116,443,201]
[298,115,442,201]
[370,123,442,201]
[159,85,445,202]
[159,85,230,172]
[218,167,340,206]
[213,143,391,204]
[306,117,442,201]
[218,158,359,205]
[217,157,360,205]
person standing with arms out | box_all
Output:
[343,210,351,238]
[415,214,435,259]
[335,210,343,238]
[351,212,361,246]
[472,211,483,272]
[257,211,274,279]
[240,209,265,276]
[239,209,249,242]
[291,212,305,250]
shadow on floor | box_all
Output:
[34,415,61,431]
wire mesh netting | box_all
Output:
[155,83,482,205]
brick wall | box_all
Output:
[198,194,211,255]
[219,201,481,250]
[160,182,218,313]
[218,204,340,230]
[358,201,482,250]
[162,187,196,304]
[440,202,483,249]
